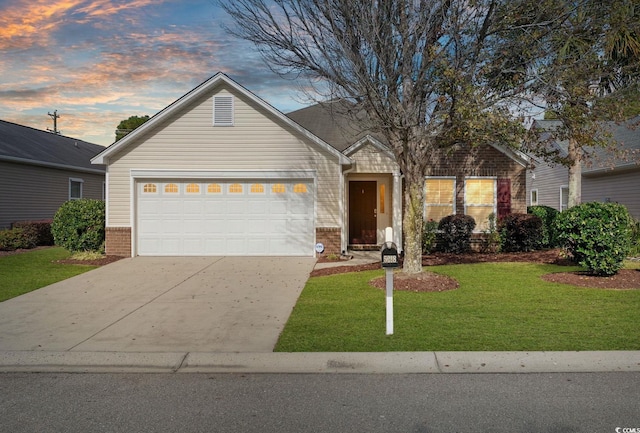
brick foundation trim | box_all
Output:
[315,227,341,256]
[105,227,132,257]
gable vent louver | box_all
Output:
[213,95,234,126]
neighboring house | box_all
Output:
[527,118,640,219]
[0,120,106,229]
[92,73,529,258]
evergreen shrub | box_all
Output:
[51,199,105,253]
[555,202,632,276]
[437,214,476,253]
[527,205,560,248]
[500,213,543,252]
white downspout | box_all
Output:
[392,170,403,253]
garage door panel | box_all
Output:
[137,179,314,256]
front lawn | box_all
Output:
[275,262,640,352]
[0,247,98,302]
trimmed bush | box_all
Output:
[437,214,476,253]
[500,213,543,252]
[555,202,633,276]
[51,199,105,253]
[527,205,560,248]
[0,227,39,251]
[12,220,54,246]
[422,219,439,253]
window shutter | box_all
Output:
[497,179,511,219]
[213,96,234,126]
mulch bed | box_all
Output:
[313,249,640,291]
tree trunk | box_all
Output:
[402,175,424,274]
[567,137,582,208]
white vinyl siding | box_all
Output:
[106,85,341,228]
[349,143,398,173]
[583,170,640,220]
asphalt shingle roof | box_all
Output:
[0,120,105,172]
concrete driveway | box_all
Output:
[0,256,315,353]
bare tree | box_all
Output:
[220,0,527,273]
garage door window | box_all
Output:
[143,183,157,193]
[272,183,286,193]
[294,183,308,193]
[165,183,179,194]
[250,183,265,194]
[229,183,243,193]
[186,183,200,194]
[207,183,222,194]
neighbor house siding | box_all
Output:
[583,169,640,219]
[0,160,104,229]
[106,84,342,228]
[527,161,568,210]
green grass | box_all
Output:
[0,247,98,302]
[275,262,640,352]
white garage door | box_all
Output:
[136,179,315,256]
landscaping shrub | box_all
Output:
[630,218,640,257]
[479,212,501,253]
[51,199,105,253]
[500,213,543,252]
[437,214,476,253]
[527,205,560,248]
[12,220,54,246]
[422,219,439,253]
[555,202,633,276]
[0,227,39,251]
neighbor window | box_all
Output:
[424,178,455,222]
[465,178,496,230]
[560,186,569,211]
[530,189,538,206]
[69,178,83,200]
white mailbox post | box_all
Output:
[381,227,398,335]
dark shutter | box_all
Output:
[497,179,511,219]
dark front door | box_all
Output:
[349,181,377,244]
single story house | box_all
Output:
[527,118,640,219]
[0,120,106,229]
[92,73,529,257]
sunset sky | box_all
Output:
[0,0,309,146]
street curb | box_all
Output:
[1,351,639,374]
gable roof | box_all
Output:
[286,101,382,153]
[0,119,105,174]
[91,73,351,165]
[288,102,530,166]
[532,117,640,174]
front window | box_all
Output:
[560,186,569,211]
[69,178,83,200]
[465,178,496,231]
[425,178,455,222]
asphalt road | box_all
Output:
[1,372,639,432]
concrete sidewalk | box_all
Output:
[1,350,639,374]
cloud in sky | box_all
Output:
[0,0,310,145]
